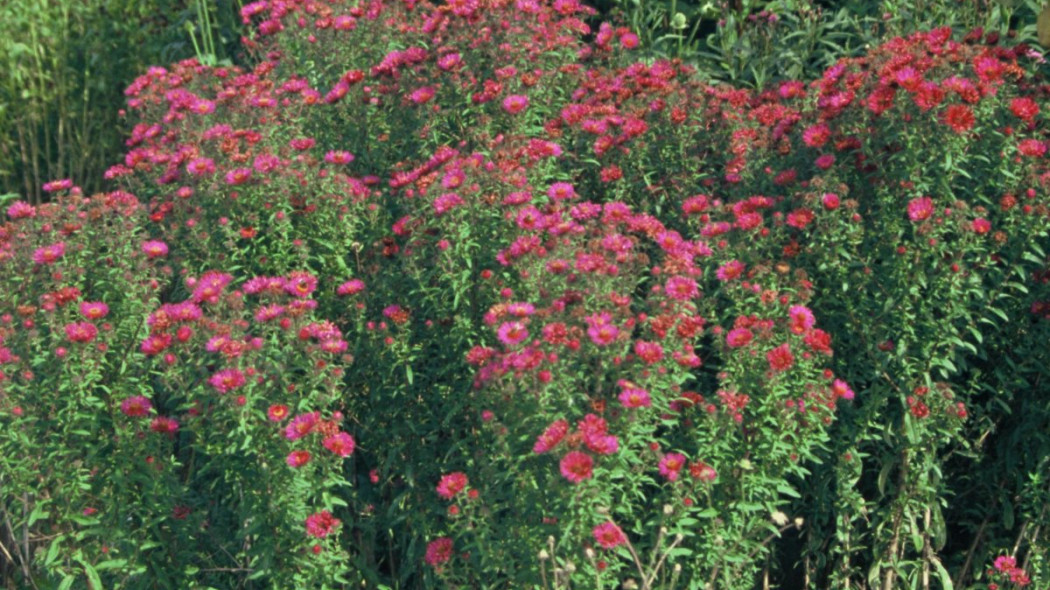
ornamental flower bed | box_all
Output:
[1,0,1049,589]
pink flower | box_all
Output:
[150,416,179,434]
[788,306,815,334]
[972,218,991,234]
[433,192,465,216]
[285,412,320,440]
[560,451,594,483]
[436,472,469,499]
[832,379,855,400]
[618,387,652,408]
[716,260,745,281]
[337,279,365,296]
[633,340,663,364]
[410,86,435,104]
[80,302,109,320]
[726,328,753,348]
[186,157,216,176]
[284,271,318,298]
[497,321,529,347]
[547,182,577,201]
[425,537,453,567]
[664,276,699,301]
[822,192,840,209]
[802,123,831,148]
[287,450,312,467]
[593,522,627,549]
[907,197,933,222]
[323,432,355,457]
[502,94,529,114]
[208,368,246,393]
[225,168,252,185]
[141,240,169,258]
[65,322,98,343]
[619,32,639,49]
[120,396,152,417]
[659,452,686,481]
[305,510,341,538]
[6,201,36,219]
[533,419,569,453]
[324,150,354,164]
[767,343,794,373]
[32,242,65,265]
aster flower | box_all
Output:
[80,302,110,320]
[593,522,627,549]
[65,322,98,344]
[208,368,246,393]
[305,510,340,538]
[141,240,169,258]
[560,451,594,483]
[287,450,311,468]
[533,419,569,453]
[120,396,152,417]
[425,537,453,567]
[436,472,468,499]
[323,432,355,457]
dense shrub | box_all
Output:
[1,0,1049,588]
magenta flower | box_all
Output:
[618,387,652,408]
[32,242,65,265]
[659,453,686,481]
[560,451,594,483]
[497,321,529,347]
[436,472,468,499]
[186,157,216,176]
[324,150,354,164]
[6,201,36,219]
[284,271,318,298]
[224,167,252,185]
[80,302,110,320]
[120,396,152,417]
[425,537,453,567]
[716,260,745,281]
[65,322,98,344]
[972,218,991,234]
[141,240,169,258]
[907,197,933,222]
[664,276,699,301]
[788,306,815,334]
[337,279,365,296]
[593,522,628,549]
[323,432,355,457]
[285,412,320,440]
[208,368,246,393]
[726,328,753,348]
[502,94,528,114]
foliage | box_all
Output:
[1,0,1050,589]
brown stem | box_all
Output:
[954,513,990,589]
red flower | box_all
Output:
[305,510,340,538]
[767,343,794,373]
[942,104,975,133]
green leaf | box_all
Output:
[76,557,103,590]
